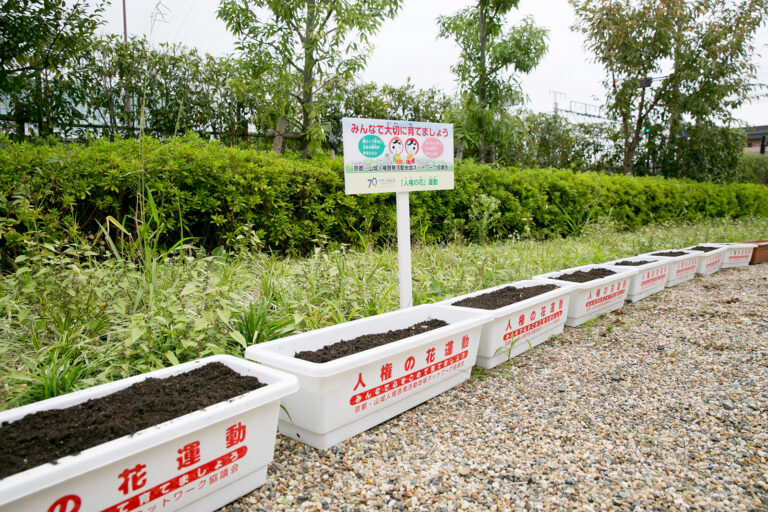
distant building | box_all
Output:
[744,124,768,153]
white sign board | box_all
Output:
[342,118,454,195]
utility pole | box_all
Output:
[123,0,132,132]
[122,0,128,41]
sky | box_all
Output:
[100,0,768,127]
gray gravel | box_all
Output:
[225,264,768,511]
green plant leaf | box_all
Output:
[164,351,180,365]
[127,325,146,345]
[229,330,248,348]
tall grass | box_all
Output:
[1,216,766,409]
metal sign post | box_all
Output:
[396,192,412,309]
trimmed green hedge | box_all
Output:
[2,135,767,260]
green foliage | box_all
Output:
[735,153,768,185]
[2,36,281,144]
[648,123,746,183]
[438,0,548,162]
[0,0,106,137]
[2,216,767,408]
[2,135,768,267]
[233,298,295,349]
[492,110,616,170]
[217,0,404,157]
[571,0,768,174]
[0,0,105,85]
[322,80,452,152]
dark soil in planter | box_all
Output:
[295,319,449,364]
[613,260,654,266]
[451,284,558,310]
[689,245,717,252]
[0,362,264,480]
[651,251,689,257]
[553,268,616,283]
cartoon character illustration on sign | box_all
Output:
[405,138,419,164]
[389,137,403,165]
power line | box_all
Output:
[172,0,200,42]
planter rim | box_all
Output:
[0,355,299,504]
[741,240,767,245]
[682,244,728,256]
[711,242,759,249]
[245,304,490,378]
[437,279,576,320]
[641,249,699,261]
[532,264,638,290]
[604,256,667,271]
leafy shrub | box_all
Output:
[2,134,768,266]
[651,123,746,183]
[735,153,768,185]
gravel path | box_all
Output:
[225,265,768,512]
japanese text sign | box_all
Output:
[342,118,454,195]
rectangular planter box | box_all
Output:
[643,249,699,287]
[604,256,670,302]
[683,244,728,275]
[532,265,638,327]
[744,240,768,264]
[711,243,758,268]
[0,356,299,512]
[439,280,575,369]
[245,304,489,450]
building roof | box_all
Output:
[744,125,768,138]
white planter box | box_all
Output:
[439,280,575,369]
[0,356,298,512]
[683,244,728,275]
[604,256,670,302]
[245,305,489,450]
[711,243,758,268]
[533,265,637,326]
[643,249,699,287]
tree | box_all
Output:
[1,0,104,84]
[218,0,404,158]
[648,122,746,183]
[321,79,452,151]
[0,0,105,136]
[571,0,768,174]
[438,0,548,162]
[76,36,151,137]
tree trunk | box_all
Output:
[237,102,248,142]
[300,0,317,159]
[622,144,636,175]
[477,5,488,162]
[14,102,25,139]
[621,88,648,175]
[477,142,487,162]
[35,73,44,136]
[272,117,287,154]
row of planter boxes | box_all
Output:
[246,241,760,452]
[0,241,761,512]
